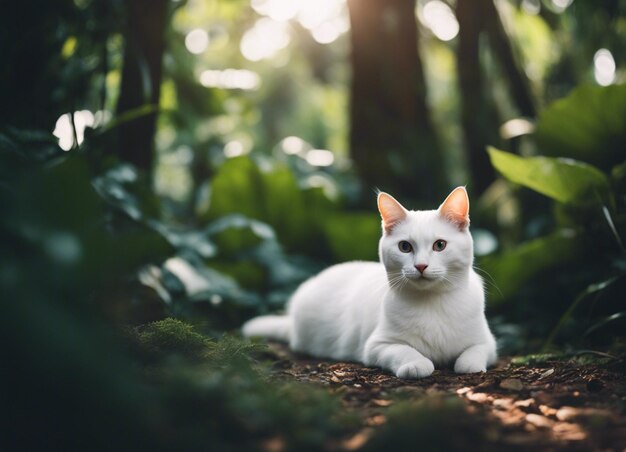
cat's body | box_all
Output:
[243,188,497,378]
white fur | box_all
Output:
[242,194,497,378]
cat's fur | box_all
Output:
[242,187,497,378]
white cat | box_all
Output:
[242,187,497,378]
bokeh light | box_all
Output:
[594,49,616,86]
[281,136,309,155]
[185,28,209,54]
[251,0,299,21]
[551,0,573,13]
[53,110,95,151]
[199,69,261,90]
[521,0,541,14]
[247,0,348,49]
[311,17,349,44]
[419,1,459,42]
[297,0,345,29]
[305,149,334,166]
[224,140,247,158]
[240,18,290,61]
[499,118,535,140]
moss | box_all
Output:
[568,353,613,366]
[128,320,355,449]
[206,334,267,367]
[510,353,559,366]
[365,395,490,451]
[137,318,214,360]
[510,352,617,367]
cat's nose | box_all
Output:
[415,264,428,274]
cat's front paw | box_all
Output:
[396,359,435,379]
[453,356,486,374]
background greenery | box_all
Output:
[1,0,625,449]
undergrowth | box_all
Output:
[126,318,358,450]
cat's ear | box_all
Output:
[438,186,470,229]
[377,192,408,233]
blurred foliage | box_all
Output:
[487,146,612,205]
[535,84,626,171]
[134,318,216,359]
[364,396,489,452]
[483,84,626,350]
[2,0,626,449]
[123,318,359,450]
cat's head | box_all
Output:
[377,187,474,292]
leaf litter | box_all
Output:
[263,342,626,451]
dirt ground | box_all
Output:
[265,343,626,451]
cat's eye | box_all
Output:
[433,239,447,251]
[398,241,413,253]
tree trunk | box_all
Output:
[347,0,444,206]
[482,0,536,117]
[456,0,496,196]
[115,0,168,173]
[456,0,536,195]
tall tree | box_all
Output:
[347,0,444,206]
[456,0,495,196]
[115,0,169,173]
[456,0,537,195]
[482,0,536,118]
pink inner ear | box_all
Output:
[439,187,470,228]
[378,193,407,233]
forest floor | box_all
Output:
[264,343,626,451]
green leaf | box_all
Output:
[206,214,274,256]
[584,311,626,337]
[535,84,626,171]
[478,229,581,304]
[322,212,381,262]
[200,156,337,253]
[544,276,620,349]
[487,147,611,205]
[203,156,265,221]
[99,104,158,133]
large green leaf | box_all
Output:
[535,84,626,171]
[200,156,337,253]
[322,212,381,262]
[487,147,611,205]
[204,156,265,221]
[478,229,581,304]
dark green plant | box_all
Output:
[483,84,626,348]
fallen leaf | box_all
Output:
[466,391,490,403]
[500,378,524,391]
[556,406,612,422]
[538,404,557,417]
[342,428,373,450]
[539,368,554,379]
[525,413,553,429]
[514,398,535,409]
[366,414,387,426]
[262,436,285,452]
[552,422,587,441]
[371,399,392,407]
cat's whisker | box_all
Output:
[375,274,405,295]
[388,276,406,292]
[439,275,455,287]
[473,265,503,298]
